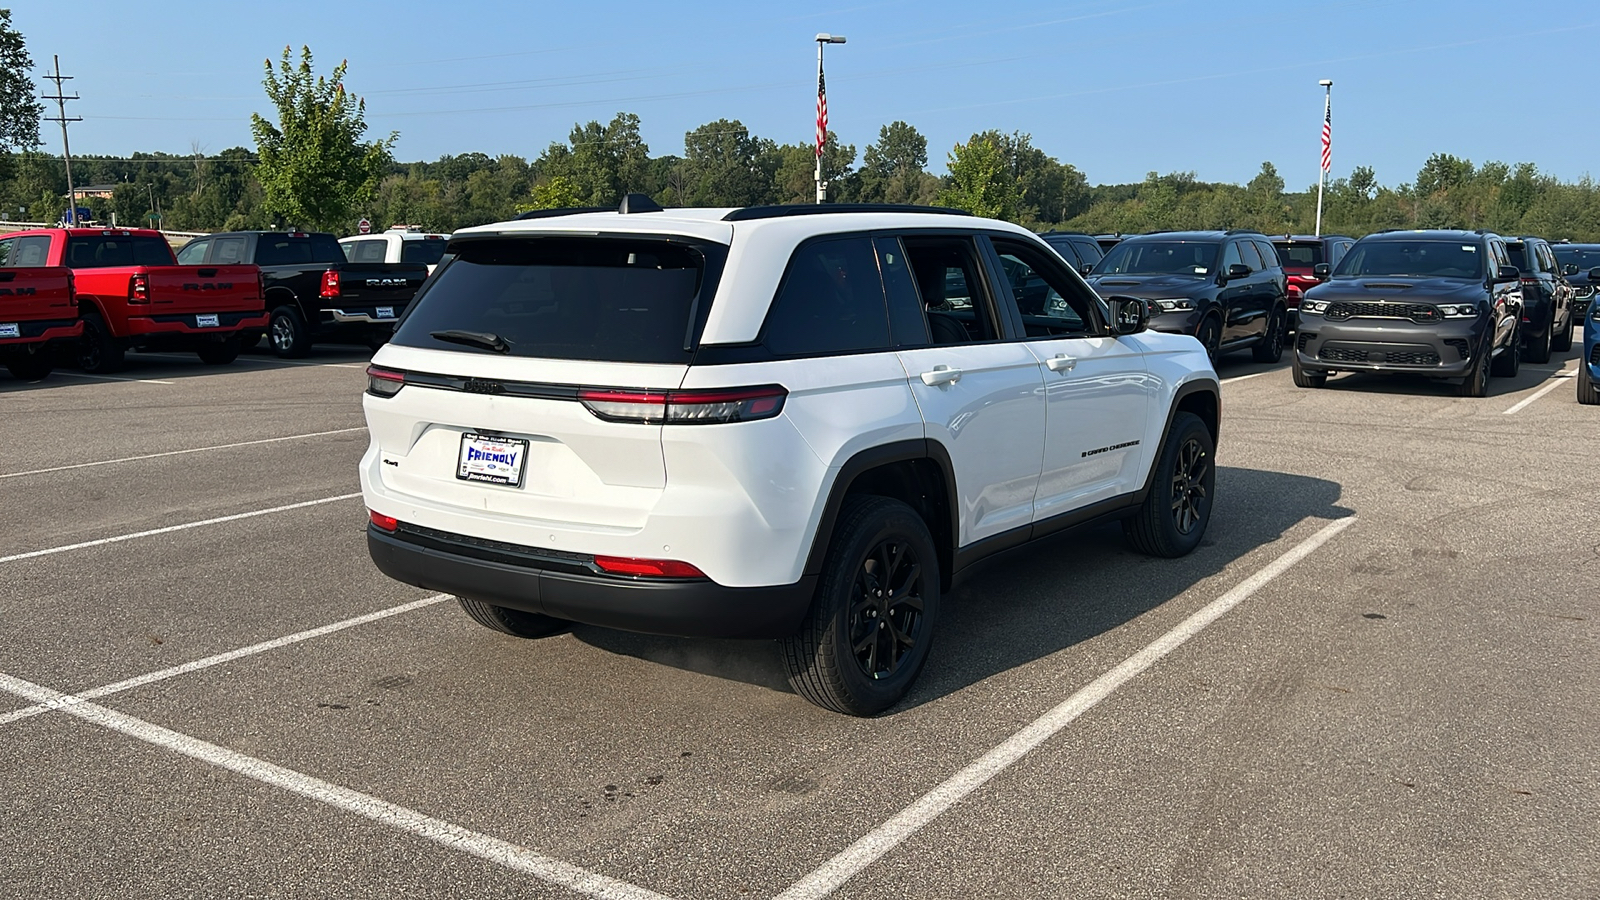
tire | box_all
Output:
[1492,322,1521,377]
[1195,315,1222,366]
[1123,411,1215,558]
[1252,306,1285,363]
[1552,312,1574,353]
[780,495,940,717]
[1579,361,1599,406]
[1524,315,1552,364]
[77,312,125,374]
[1458,333,1492,398]
[457,597,568,638]
[268,306,311,358]
[5,349,53,381]
[195,337,241,366]
[1291,352,1327,388]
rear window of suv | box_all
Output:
[391,236,723,363]
[401,240,448,266]
[1273,241,1322,267]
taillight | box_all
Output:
[320,269,341,298]
[128,273,149,304]
[368,509,399,532]
[1520,277,1538,287]
[592,555,705,578]
[366,364,405,397]
[577,385,787,425]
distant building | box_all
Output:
[64,184,117,200]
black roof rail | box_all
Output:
[513,206,611,221]
[722,203,971,222]
[1223,228,1265,236]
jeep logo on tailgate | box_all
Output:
[182,282,234,291]
[366,277,408,288]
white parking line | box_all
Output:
[0,594,450,728]
[1222,371,1270,384]
[1503,367,1577,415]
[0,672,678,900]
[0,493,361,565]
[52,371,176,385]
[774,516,1358,900]
[0,427,366,480]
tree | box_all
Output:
[0,9,40,152]
[940,134,1018,220]
[771,132,856,204]
[534,113,651,206]
[250,46,396,232]
[679,119,778,207]
[518,175,584,212]
[859,121,932,204]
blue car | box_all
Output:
[1581,299,1599,405]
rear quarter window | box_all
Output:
[391,236,723,364]
[760,236,891,358]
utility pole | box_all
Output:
[42,55,82,226]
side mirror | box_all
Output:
[1224,263,1251,280]
[1564,264,1579,276]
[1080,263,1095,277]
[1106,295,1148,335]
[1589,267,1600,282]
[1312,263,1332,280]
[1494,264,1520,283]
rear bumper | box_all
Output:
[367,524,817,639]
[127,311,269,336]
[0,318,82,346]
[1294,316,1486,376]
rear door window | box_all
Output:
[175,239,209,265]
[391,236,723,363]
[901,236,1003,344]
[211,236,248,265]
[1238,241,1264,271]
[1044,238,1081,269]
[349,239,388,263]
[761,236,891,358]
[64,235,173,268]
[0,235,52,267]
[256,234,345,266]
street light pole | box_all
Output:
[1315,79,1332,238]
[814,33,845,204]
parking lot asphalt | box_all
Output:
[2,340,1595,898]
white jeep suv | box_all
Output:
[360,195,1221,715]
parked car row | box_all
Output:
[0,225,438,379]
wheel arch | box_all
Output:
[802,439,958,589]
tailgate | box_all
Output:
[142,265,263,314]
[0,267,74,321]
[334,263,429,304]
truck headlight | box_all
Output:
[1150,298,1195,314]
[1301,299,1329,314]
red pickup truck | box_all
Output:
[0,228,266,373]
[0,261,80,381]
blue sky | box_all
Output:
[13,0,1600,189]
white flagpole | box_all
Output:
[1315,79,1332,237]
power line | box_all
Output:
[41,55,82,225]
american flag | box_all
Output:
[1320,101,1332,173]
[815,70,828,158]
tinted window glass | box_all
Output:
[65,235,173,268]
[392,237,719,363]
[1042,236,1081,268]
[902,237,999,344]
[211,236,248,265]
[1253,241,1279,269]
[0,235,52,267]
[1333,241,1353,266]
[350,239,388,263]
[174,240,208,265]
[1097,240,1219,276]
[1238,241,1263,270]
[1337,240,1484,278]
[1072,238,1103,267]
[256,234,345,266]
[762,237,890,357]
[1552,245,1600,268]
[1221,242,1244,271]
[874,236,930,347]
[1506,244,1529,273]
[401,239,448,266]
[992,239,1095,337]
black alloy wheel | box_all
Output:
[1252,307,1284,363]
[782,495,941,716]
[1459,331,1492,397]
[1196,315,1222,365]
[1124,411,1215,558]
[1171,435,1209,536]
[77,312,125,374]
[1492,321,1521,378]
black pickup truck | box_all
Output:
[176,231,428,356]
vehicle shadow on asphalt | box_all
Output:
[574,465,1353,708]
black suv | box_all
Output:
[1038,231,1104,275]
[1551,240,1600,320]
[1504,236,1574,363]
[1087,230,1289,363]
[1295,229,1523,397]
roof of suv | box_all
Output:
[1119,230,1266,242]
[1365,229,1499,241]
[1275,234,1353,242]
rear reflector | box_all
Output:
[366,364,405,397]
[369,510,399,532]
[592,555,706,578]
[578,385,787,425]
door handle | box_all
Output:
[1046,354,1078,372]
[920,364,962,386]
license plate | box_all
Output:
[0,323,18,338]
[195,314,220,328]
[456,432,528,487]
[376,306,395,319]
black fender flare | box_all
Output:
[800,438,959,583]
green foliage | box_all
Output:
[250,46,396,231]
[0,9,40,152]
[533,113,651,207]
[679,119,779,207]
[940,133,1018,219]
[860,121,939,204]
[519,175,584,212]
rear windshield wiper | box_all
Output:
[430,330,511,353]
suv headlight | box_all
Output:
[1150,298,1195,314]
[1301,299,1329,314]
[1438,303,1478,318]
